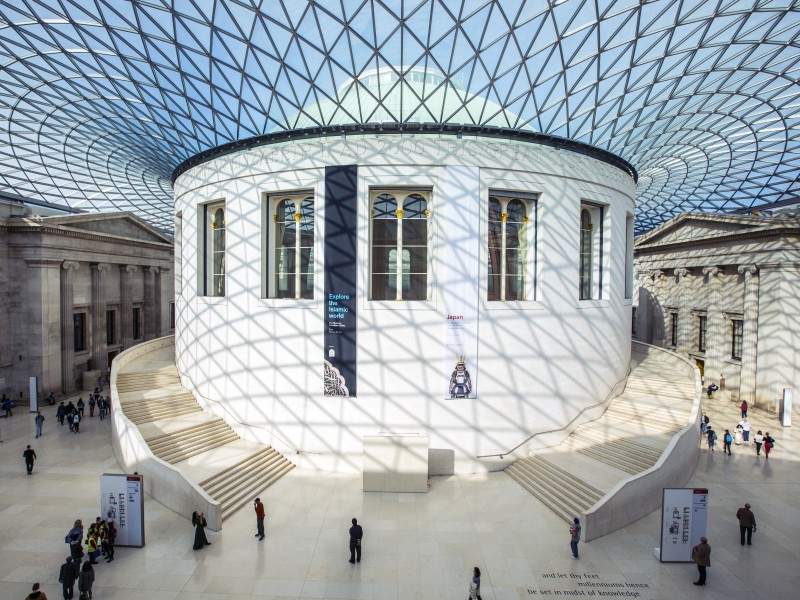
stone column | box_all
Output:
[90,263,111,372]
[25,260,62,395]
[60,261,79,394]
[650,270,666,346]
[702,266,724,388]
[144,266,159,340]
[738,264,759,406]
[119,265,137,349]
[674,268,691,355]
[634,270,650,342]
[153,266,162,337]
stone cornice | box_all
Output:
[635,223,800,255]
[2,222,173,251]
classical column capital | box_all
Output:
[737,264,758,276]
[702,266,721,279]
[651,269,664,280]
[61,260,79,271]
[123,264,138,273]
[674,267,690,280]
[91,262,112,272]
[147,266,160,274]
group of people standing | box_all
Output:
[59,516,117,598]
[700,403,775,459]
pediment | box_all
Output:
[47,213,171,244]
[637,215,763,247]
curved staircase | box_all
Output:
[506,342,697,535]
[115,349,294,523]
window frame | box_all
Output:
[697,314,707,353]
[578,201,605,301]
[487,190,538,302]
[264,190,316,300]
[169,302,175,331]
[132,305,143,341]
[199,200,226,297]
[106,308,116,346]
[368,187,431,302]
[631,306,637,336]
[73,312,87,353]
[731,318,743,360]
[669,311,678,347]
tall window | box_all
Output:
[132,307,142,340]
[669,312,678,347]
[175,211,182,292]
[488,193,535,301]
[631,306,637,336]
[268,192,314,299]
[579,203,603,300]
[698,315,707,353]
[73,313,87,352]
[731,319,743,360]
[106,309,116,345]
[202,201,225,296]
[169,302,175,330]
[624,214,634,299]
[370,189,429,301]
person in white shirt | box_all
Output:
[741,419,752,445]
[753,430,764,455]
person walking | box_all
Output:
[57,402,66,426]
[706,427,717,452]
[192,511,210,550]
[763,432,774,459]
[35,411,45,438]
[569,517,581,558]
[77,560,94,599]
[59,557,77,600]
[754,430,764,456]
[72,411,80,433]
[2,394,13,417]
[700,414,708,435]
[736,503,756,546]
[740,400,748,419]
[88,395,96,418]
[348,518,363,563]
[742,419,751,445]
[723,429,733,456]
[254,497,265,541]
[25,582,48,600]
[468,566,482,600]
[23,444,37,474]
[691,536,711,586]
[76,398,85,418]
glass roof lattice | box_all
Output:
[0,0,798,233]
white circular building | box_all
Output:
[172,71,637,474]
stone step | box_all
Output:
[124,404,202,425]
[201,447,280,492]
[220,461,296,520]
[152,426,240,464]
[147,419,229,450]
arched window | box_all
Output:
[579,203,603,300]
[202,201,225,296]
[487,193,533,301]
[268,192,314,299]
[371,189,429,301]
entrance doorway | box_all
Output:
[695,358,705,382]
[107,350,119,370]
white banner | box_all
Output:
[438,166,480,399]
[101,473,145,547]
[659,488,708,562]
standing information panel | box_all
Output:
[101,473,145,547]
[659,488,708,562]
[323,165,358,397]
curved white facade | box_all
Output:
[173,134,635,473]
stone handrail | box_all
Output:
[110,335,223,530]
[582,341,702,541]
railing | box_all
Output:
[475,369,631,465]
[582,341,702,541]
[109,335,224,530]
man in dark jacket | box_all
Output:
[58,557,77,599]
[736,503,756,546]
[25,582,47,599]
[23,445,37,474]
[348,518,363,564]
[254,497,265,540]
[691,537,711,586]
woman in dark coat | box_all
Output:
[192,511,210,550]
[78,560,94,599]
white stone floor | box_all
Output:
[0,393,797,600]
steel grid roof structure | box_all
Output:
[0,0,798,232]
